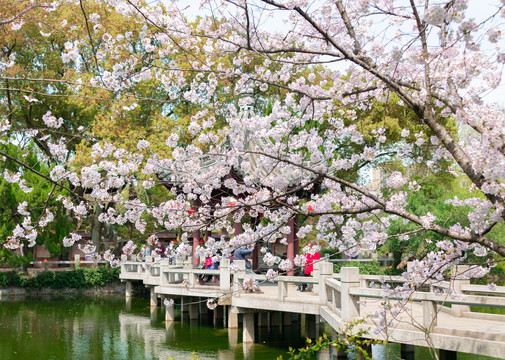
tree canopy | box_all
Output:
[1,0,505,321]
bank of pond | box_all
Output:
[0,294,503,359]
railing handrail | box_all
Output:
[121,261,505,309]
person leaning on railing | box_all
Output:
[299,242,320,292]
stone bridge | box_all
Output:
[120,258,505,359]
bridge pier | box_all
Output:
[228,306,239,328]
[189,301,199,320]
[228,327,239,348]
[165,302,175,322]
[331,330,348,359]
[199,298,209,318]
[181,297,189,314]
[304,314,317,339]
[243,311,255,343]
[213,304,224,327]
[125,297,132,312]
[258,311,269,327]
[125,281,133,298]
[150,306,157,322]
[149,287,157,307]
[282,312,291,326]
[439,349,457,360]
[401,344,415,360]
[270,311,280,327]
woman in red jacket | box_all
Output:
[300,242,320,292]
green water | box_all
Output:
[0,295,307,360]
[0,295,502,360]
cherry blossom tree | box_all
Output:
[2,0,505,331]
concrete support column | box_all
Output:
[401,344,415,360]
[258,312,269,327]
[189,302,199,320]
[270,311,280,327]
[332,330,347,359]
[282,312,291,326]
[125,281,133,298]
[200,298,209,318]
[150,306,157,322]
[165,303,175,322]
[150,287,157,307]
[125,297,132,312]
[341,267,360,321]
[439,349,457,360]
[181,297,189,313]
[228,328,239,348]
[304,314,317,339]
[243,312,255,343]
[213,305,224,326]
[228,306,239,329]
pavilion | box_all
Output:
[157,84,331,273]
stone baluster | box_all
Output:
[318,261,334,304]
[220,259,231,293]
[341,267,360,322]
[452,265,470,317]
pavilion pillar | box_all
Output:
[234,221,242,236]
[193,230,200,267]
[252,216,260,271]
[287,216,299,276]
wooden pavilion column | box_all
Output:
[192,200,202,267]
[193,230,200,267]
[252,216,260,271]
[287,215,299,276]
[234,221,242,236]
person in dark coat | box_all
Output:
[234,246,253,270]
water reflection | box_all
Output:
[1,296,501,360]
[0,295,306,360]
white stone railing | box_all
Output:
[120,259,505,326]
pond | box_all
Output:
[0,295,501,360]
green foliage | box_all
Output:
[0,271,21,287]
[0,143,74,267]
[278,320,380,360]
[0,267,120,289]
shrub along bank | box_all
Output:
[0,267,120,289]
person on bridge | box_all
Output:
[300,242,320,292]
[233,245,253,271]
